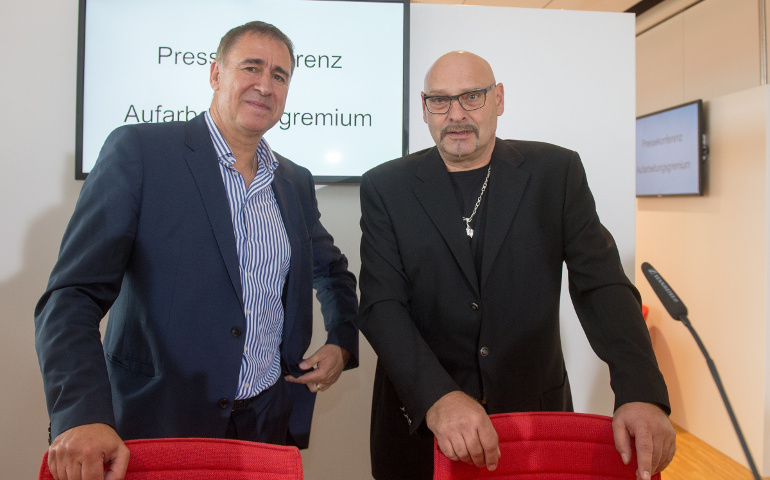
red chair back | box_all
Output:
[39,437,303,480]
[434,412,661,479]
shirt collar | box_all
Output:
[204,110,279,173]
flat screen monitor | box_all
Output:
[636,100,706,197]
[75,0,409,183]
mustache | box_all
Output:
[440,124,479,140]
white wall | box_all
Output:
[0,1,81,478]
[0,2,636,479]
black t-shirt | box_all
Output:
[448,163,490,283]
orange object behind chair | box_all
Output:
[434,411,660,480]
[39,437,303,480]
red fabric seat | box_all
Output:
[39,437,303,480]
[434,412,661,479]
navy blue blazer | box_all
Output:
[35,113,358,448]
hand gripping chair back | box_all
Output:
[39,438,303,480]
[434,412,661,480]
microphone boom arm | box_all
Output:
[676,314,761,480]
[641,262,761,480]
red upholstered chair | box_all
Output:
[434,412,661,480]
[39,438,303,480]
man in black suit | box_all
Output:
[358,51,675,480]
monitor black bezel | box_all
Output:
[74,0,410,183]
[635,99,706,197]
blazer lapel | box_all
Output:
[182,114,244,308]
[269,169,303,340]
[413,149,479,295]
[480,140,530,289]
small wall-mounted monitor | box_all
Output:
[75,0,409,183]
[636,100,707,197]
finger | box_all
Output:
[81,457,105,480]
[65,457,83,480]
[651,432,675,475]
[298,382,323,393]
[464,434,486,468]
[284,367,324,385]
[612,420,633,465]
[47,450,62,480]
[63,455,83,480]
[61,460,76,480]
[51,458,66,480]
[300,361,343,386]
[478,422,500,470]
[437,437,459,462]
[490,447,501,471]
[655,455,673,476]
[662,434,676,470]
[283,373,321,385]
[647,435,663,477]
[105,445,130,480]
[312,352,341,374]
[449,436,472,465]
[633,432,654,480]
[299,353,322,371]
[300,345,338,371]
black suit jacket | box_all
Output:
[358,139,669,478]
[35,113,358,448]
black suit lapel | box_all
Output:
[182,114,244,308]
[480,140,530,289]
[413,149,480,295]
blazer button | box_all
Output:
[231,326,242,337]
[218,398,230,409]
[470,303,480,311]
[480,347,489,357]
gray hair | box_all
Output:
[215,21,295,75]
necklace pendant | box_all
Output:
[466,226,474,238]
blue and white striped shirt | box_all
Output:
[204,111,291,400]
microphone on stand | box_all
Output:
[641,262,761,480]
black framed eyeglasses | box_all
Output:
[423,84,496,114]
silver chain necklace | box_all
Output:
[462,164,491,238]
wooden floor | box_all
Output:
[662,424,766,480]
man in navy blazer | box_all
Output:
[35,21,358,480]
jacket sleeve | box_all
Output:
[358,171,460,432]
[304,173,359,368]
[34,126,143,441]
[561,151,670,413]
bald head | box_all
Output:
[421,51,504,171]
[424,51,496,94]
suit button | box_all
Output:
[218,398,230,409]
[470,303,480,311]
[231,327,242,337]
[480,347,489,357]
